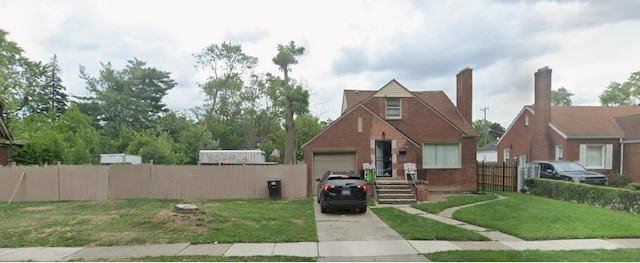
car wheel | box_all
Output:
[359,206,367,213]
[321,206,328,213]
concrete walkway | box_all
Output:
[2,195,640,261]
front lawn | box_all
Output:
[0,198,317,247]
[453,192,640,240]
[411,193,499,214]
[371,207,490,241]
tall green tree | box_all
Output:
[473,120,505,148]
[551,87,573,106]
[295,113,323,160]
[76,58,176,134]
[599,70,640,106]
[272,41,306,164]
[43,54,68,119]
[193,42,258,132]
[0,29,47,120]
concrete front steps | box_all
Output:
[375,179,416,204]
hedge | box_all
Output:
[524,178,640,214]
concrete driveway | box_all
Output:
[313,197,405,241]
[313,197,429,261]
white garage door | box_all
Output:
[312,152,357,196]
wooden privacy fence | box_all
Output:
[477,161,518,192]
[0,164,308,202]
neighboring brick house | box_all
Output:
[302,68,477,194]
[0,102,15,165]
[498,67,640,182]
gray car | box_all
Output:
[531,161,608,186]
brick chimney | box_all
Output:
[456,67,473,123]
[531,66,552,161]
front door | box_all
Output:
[375,141,392,177]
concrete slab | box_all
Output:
[273,242,318,257]
[0,247,83,262]
[608,238,640,248]
[451,241,513,250]
[479,231,524,241]
[420,213,466,225]
[126,243,190,257]
[62,246,138,261]
[225,243,275,256]
[550,239,624,250]
[315,202,404,241]
[319,240,417,257]
[178,243,231,256]
[0,248,12,257]
[456,224,488,232]
[409,241,460,253]
[501,241,570,251]
[318,254,431,262]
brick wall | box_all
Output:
[624,143,640,182]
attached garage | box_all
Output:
[311,152,356,195]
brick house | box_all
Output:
[302,68,477,195]
[0,102,15,165]
[497,67,640,182]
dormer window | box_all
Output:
[386,98,401,119]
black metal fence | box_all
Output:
[477,161,519,193]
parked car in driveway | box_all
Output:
[316,171,368,213]
[530,160,608,186]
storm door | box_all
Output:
[375,141,392,177]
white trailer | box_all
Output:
[199,150,266,164]
[100,154,142,164]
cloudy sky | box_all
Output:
[1,0,639,127]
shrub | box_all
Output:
[524,178,640,214]
[607,173,630,188]
[627,183,640,191]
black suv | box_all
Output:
[316,171,368,213]
[530,161,608,186]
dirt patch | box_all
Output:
[22,206,53,211]
[153,210,209,232]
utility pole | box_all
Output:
[480,107,490,146]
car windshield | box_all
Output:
[553,162,587,172]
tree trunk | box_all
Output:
[283,69,295,165]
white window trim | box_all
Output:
[422,142,461,169]
[385,98,402,119]
[555,145,563,161]
[579,144,613,169]
[503,148,510,162]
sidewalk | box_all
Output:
[1,239,640,261]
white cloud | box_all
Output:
[1,0,639,128]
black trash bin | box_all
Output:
[267,178,282,200]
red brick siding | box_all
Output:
[304,97,477,193]
[498,110,534,162]
[0,146,8,166]
[624,143,640,183]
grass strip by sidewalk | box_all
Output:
[371,207,490,241]
[425,248,640,262]
[453,192,640,240]
[0,198,317,247]
[411,193,499,214]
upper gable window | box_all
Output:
[386,98,401,119]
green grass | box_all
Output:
[0,198,317,247]
[78,255,315,262]
[425,248,640,262]
[411,193,499,214]
[453,192,640,240]
[371,207,490,241]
